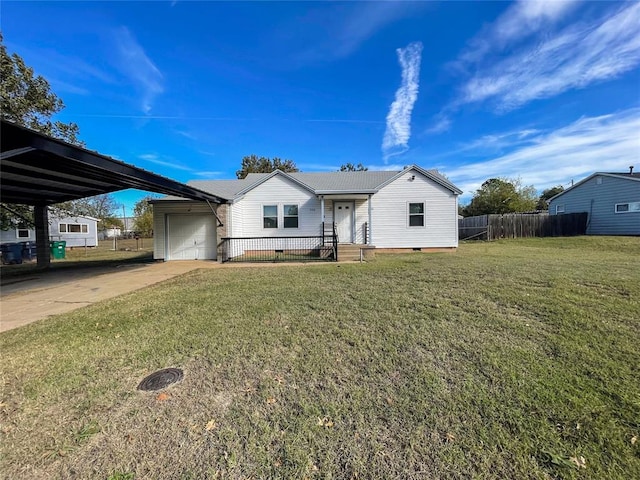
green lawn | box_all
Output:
[1,237,638,479]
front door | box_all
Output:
[334,202,354,243]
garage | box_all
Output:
[166,214,217,260]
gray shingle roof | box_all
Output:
[288,171,399,192]
[155,166,462,201]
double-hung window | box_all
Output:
[283,205,299,228]
[263,205,278,228]
[409,202,425,227]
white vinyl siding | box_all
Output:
[229,175,321,237]
[371,170,458,248]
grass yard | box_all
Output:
[1,236,639,479]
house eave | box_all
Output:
[315,189,379,195]
[375,164,463,194]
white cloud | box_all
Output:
[6,42,116,96]
[448,108,640,200]
[460,2,640,111]
[112,27,164,114]
[293,2,422,64]
[382,42,423,161]
[425,115,451,135]
[457,0,580,66]
[138,154,192,171]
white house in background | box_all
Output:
[98,227,122,240]
[151,165,462,261]
[548,170,640,235]
[1,214,99,247]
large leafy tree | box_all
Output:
[1,34,90,230]
[133,196,156,236]
[536,185,564,210]
[338,163,368,172]
[0,34,81,144]
[463,178,537,216]
[57,194,122,230]
[236,154,299,179]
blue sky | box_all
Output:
[2,1,639,214]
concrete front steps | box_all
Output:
[337,244,375,262]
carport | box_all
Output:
[1,120,227,267]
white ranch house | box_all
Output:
[1,214,99,248]
[152,165,462,261]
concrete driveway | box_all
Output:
[0,261,220,332]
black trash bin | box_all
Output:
[21,241,37,261]
[1,243,24,264]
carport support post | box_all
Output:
[34,204,51,268]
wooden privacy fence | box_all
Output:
[459,212,588,241]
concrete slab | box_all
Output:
[0,261,219,333]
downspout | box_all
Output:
[367,194,373,245]
[205,199,224,227]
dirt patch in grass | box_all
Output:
[1,236,639,479]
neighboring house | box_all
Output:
[98,227,122,240]
[117,216,137,234]
[548,171,640,235]
[151,165,462,261]
[1,214,99,247]
[0,225,36,243]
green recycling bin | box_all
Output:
[50,240,66,259]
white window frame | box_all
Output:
[283,204,299,229]
[16,228,30,238]
[408,201,426,228]
[262,205,278,229]
[59,223,89,234]
[555,205,565,214]
[615,202,640,214]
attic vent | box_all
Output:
[596,177,603,185]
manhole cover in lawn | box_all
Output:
[137,368,184,391]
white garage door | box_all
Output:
[167,214,217,260]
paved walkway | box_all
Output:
[0,261,221,333]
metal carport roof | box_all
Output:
[0,119,227,205]
[1,119,227,267]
